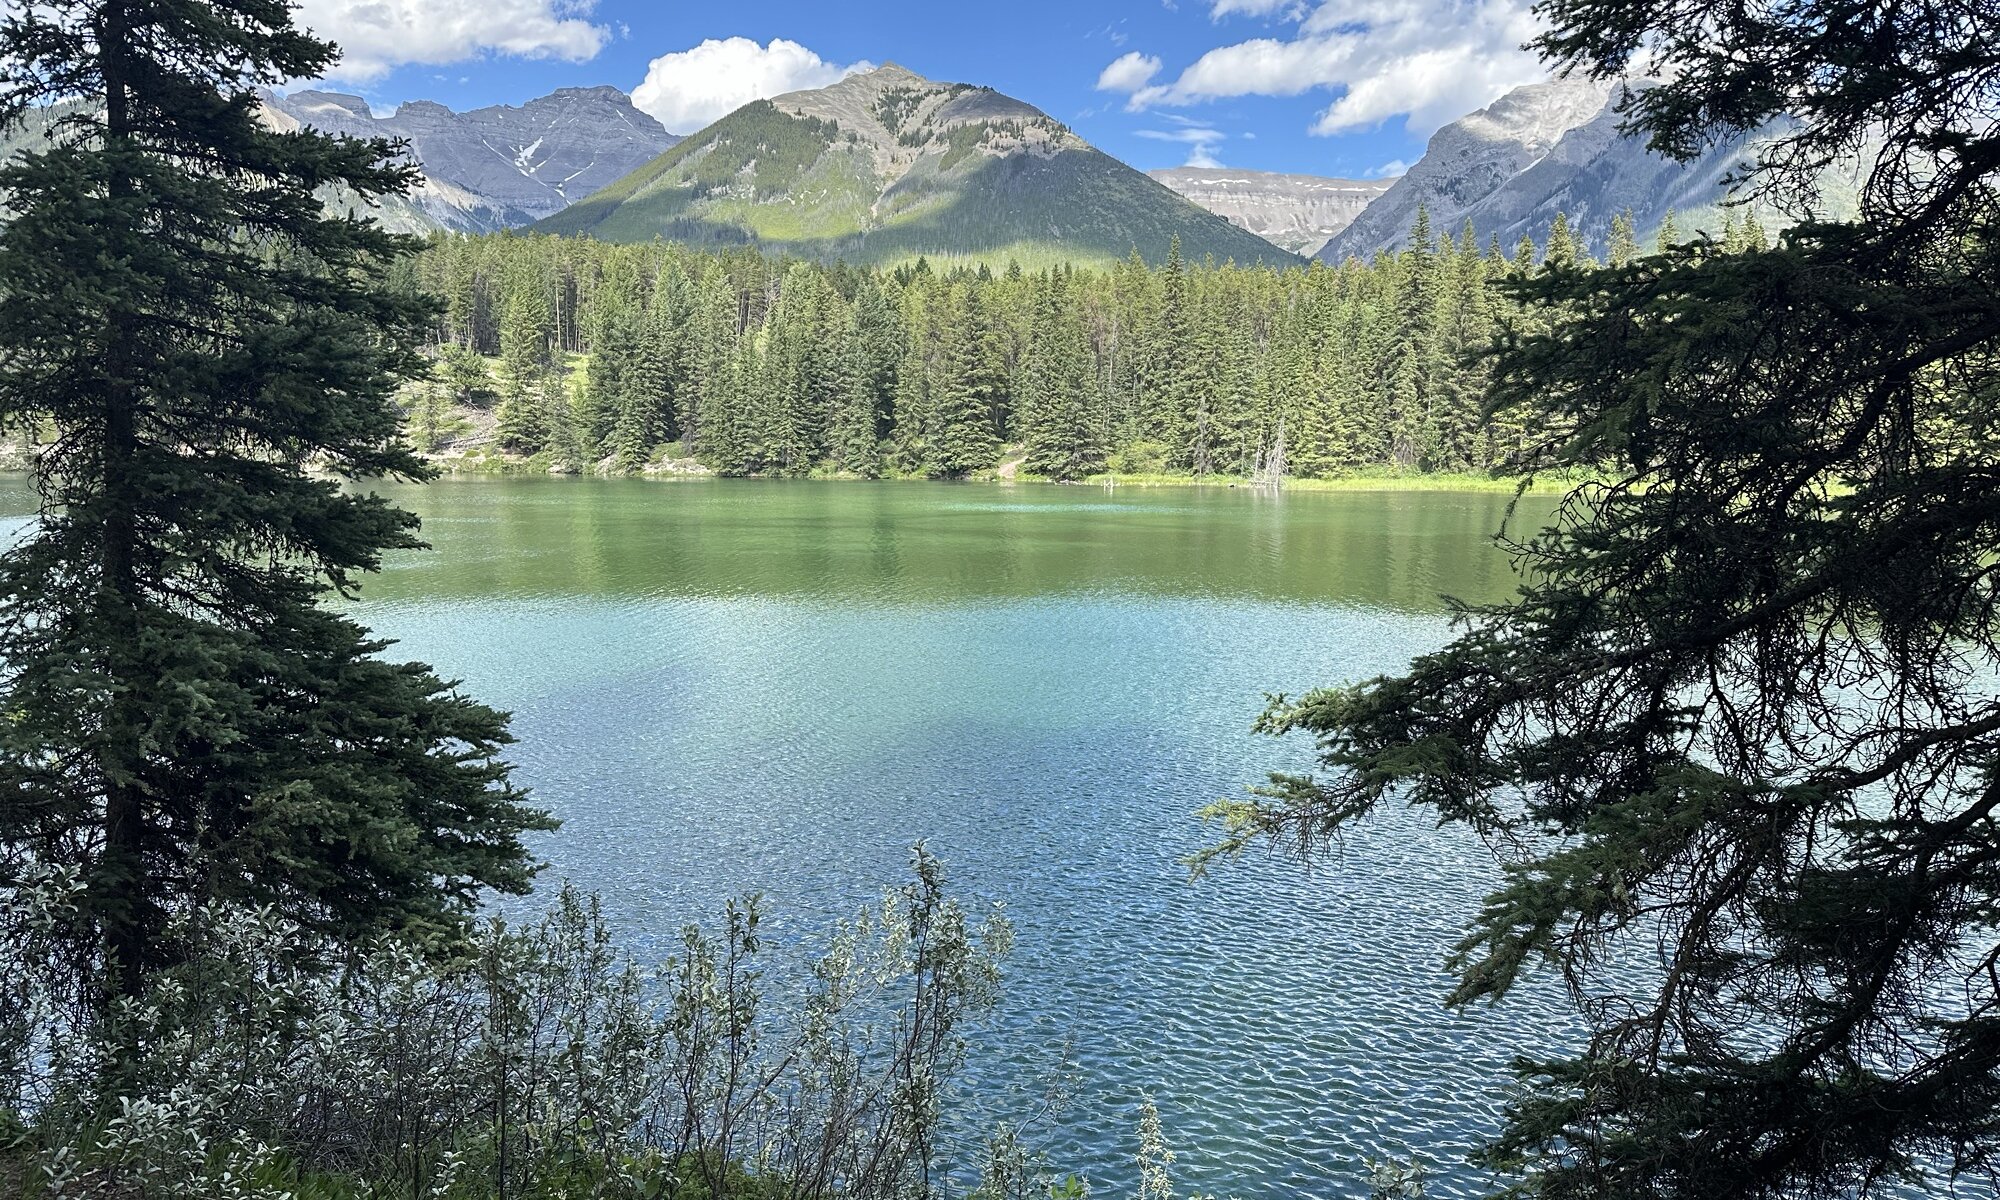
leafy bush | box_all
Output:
[0,850,1052,1200]
[1108,441,1171,476]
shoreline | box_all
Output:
[0,448,1580,497]
[417,454,1578,496]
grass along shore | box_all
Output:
[417,440,1580,495]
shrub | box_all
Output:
[0,850,1031,1200]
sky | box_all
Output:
[287,0,1558,180]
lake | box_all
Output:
[7,476,1587,1199]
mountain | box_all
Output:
[260,86,680,233]
[1318,79,1618,260]
[536,64,1297,268]
[1148,168,1396,257]
[1317,79,1858,262]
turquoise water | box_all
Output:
[4,476,1586,1198]
[352,478,1581,1199]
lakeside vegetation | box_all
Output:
[393,209,1761,486]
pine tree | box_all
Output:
[611,276,686,471]
[575,286,637,461]
[497,284,554,454]
[438,343,493,408]
[928,285,1004,477]
[1021,271,1105,480]
[825,308,883,477]
[690,270,741,467]
[1513,234,1540,274]
[1543,211,1579,270]
[1145,237,1195,469]
[1656,207,1681,252]
[0,0,550,1002]
[1608,208,1641,268]
[1384,205,1445,467]
[1226,0,2000,1193]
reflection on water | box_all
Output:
[361,477,1539,613]
[0,475,1582,1200]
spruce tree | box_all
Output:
[438,343,494,409]
[1656,207,1681,252]
[825,309,883,477]
[928,285,1003,478]
[1542,211,1579,269]
[496,284,553,454]
[690,270,741,467]
[1607,208,1640,268]
[1219,0,2000,1194]
[575,287,636,461]
[852,276,902,440]
[1513,233,1539,273]
[1021,272,1105,480]
[611,286,683,472]
[1385,206,1444,467]
[0,0,550,1000]
[1263,299,1327,477]
[1146,237,1195,468]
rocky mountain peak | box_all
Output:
[865,62,926,84]
[1317,77,1621,261]
[284,90,373,119]
[1315,76,1843,264]
[537,68,1294,268]
[1457,78,1615,154]
[547,85,633,104]
[261,84,677,233]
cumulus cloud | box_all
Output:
[1137,124,1227,168]
[631,38,870,134]
[293,0,608,81]
[1096,52,1163,94]
[1130,0,1547,135]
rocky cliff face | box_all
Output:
[1148,168,1395,256]
[1316,79,1851,262]
[1318,78,1617,260]
[261,86,680,232]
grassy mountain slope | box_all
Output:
[536,65,1297,269]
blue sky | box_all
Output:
[289,0,1555,180]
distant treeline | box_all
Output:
[396,207,1772,479]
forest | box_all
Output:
[397,208,1772,482]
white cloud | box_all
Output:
[631,38,869,134]
[1137,125,1227,168]
[293,0,608,82]
[1209,0,1303,17]
[1370,158,1411,177]
[1096,52,1163,94]
[1130,0,1547,136]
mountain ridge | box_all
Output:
[535,64,1298,268]
[260,85,680,233]
[1316,78,1858,261]
[1148,167,1396,257]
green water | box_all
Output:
[358,477,1536,610]
[0,476,1583,1199]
